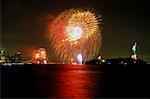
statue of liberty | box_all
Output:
[131,42,138,60]
[132,42,137,53]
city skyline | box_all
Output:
[1,0,150,62]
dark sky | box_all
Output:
[1,0,150,61]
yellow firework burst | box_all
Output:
[48,9,102,63]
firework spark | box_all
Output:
[48,9,102,63]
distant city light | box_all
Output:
[41,50,45,54]
[98,56,102,60]
[131,54,137,60]
[44,60,47,64]
[76,53,82,64]
[1,51,4,54]
[35,53,40,59]
[2,63,12,66]
[102,59,105,62]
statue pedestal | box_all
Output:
[131,54,137,60]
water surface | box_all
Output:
[1,64,149,98]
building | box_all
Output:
[0,51,6,63]
[32,48,48,64]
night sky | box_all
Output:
[1,0,150,62]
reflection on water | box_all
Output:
[2,64,149,98]
[55,69,102,98]
[34,64,103,98]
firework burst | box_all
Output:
[48,9,102,63]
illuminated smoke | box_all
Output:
[66,25,83,42]
[76,53,83,64]
[48,9,102,63]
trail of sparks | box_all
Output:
[48,9,102,63]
